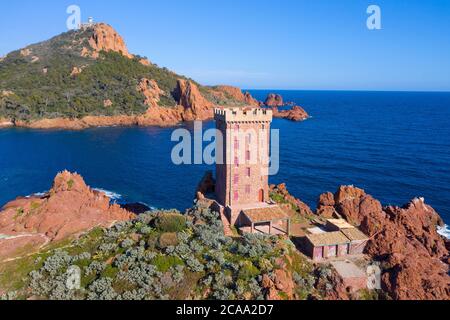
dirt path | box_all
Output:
[0,233,51,263]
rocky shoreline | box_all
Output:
[0,171,135,260]
[0,100,310,131]
[0,22,310,131]
[1,74,310,131]
[0,118,13,128]
[0,172,448,300]
[314,185,450,300]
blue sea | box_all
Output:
[1,91,450,228]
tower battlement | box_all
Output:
[214,107,273,123]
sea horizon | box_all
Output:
[244,88,450,94]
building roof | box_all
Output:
[326,219,355,230]
[242,206,289,223]
[307,227,327,235]
[306,231,350,247]
[341,228,369,242]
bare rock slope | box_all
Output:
[0,171,135,260]
[316,186,449,300]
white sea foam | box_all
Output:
[25,191,48,198]
[93,188,122,201]
[437,224,450,240]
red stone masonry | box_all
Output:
[214,107,273,225]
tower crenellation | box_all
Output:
[214,107,273,123]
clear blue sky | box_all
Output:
[1,0,449,91]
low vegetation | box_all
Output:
[0,28,243,122]
[0,207,322,300]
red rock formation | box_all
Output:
[0,117,13,128]
[139,58,151,66]
[20,48,32,57]
[1,90,14,97]
[80,47,90,58]
[10,78,218,129]
[318,192,335,207]
[84,23,133,59]
[137,78,165,108]
[12,109,187,130]
[70,66,83,77]
[270,183,313,216]
[262,271,294,300]
[244,92,261,107]
[136,105,184,127]
[176,79,213,121]
[14,116,139,130]
[262,257,295,300]
[213,86,261,107]
[0,171,135,259]
[316,268,352,300]
[103,99,113,108]
[334,186,382,227]
[265,93,284,107]
[316,185,450,300]
[316,192,338,219]
[363,198,449,300]
[272,106,309,122]
[214,85,246,101]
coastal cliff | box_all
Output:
[0,23,308,129]
[315,186,450,300]
[0,171,135,260]
[0,173,447,300]
[0,172,315,300]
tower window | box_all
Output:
[246,150,251,161]
[233,174,239,184]
[245,185,251,194]
[233,191,239,201]
[246,168,251,177]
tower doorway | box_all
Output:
[259,189,265,202]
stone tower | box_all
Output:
[214,107,273,225]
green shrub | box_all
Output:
[238,261,260,280]
[151,255,184,273]
[270,192,287,204]
[358,289,381,300]
[154,214,187,233]
[102,265,119,279]
[14,208,25,219]
[146,234,159,249]
[157,232,179,249]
